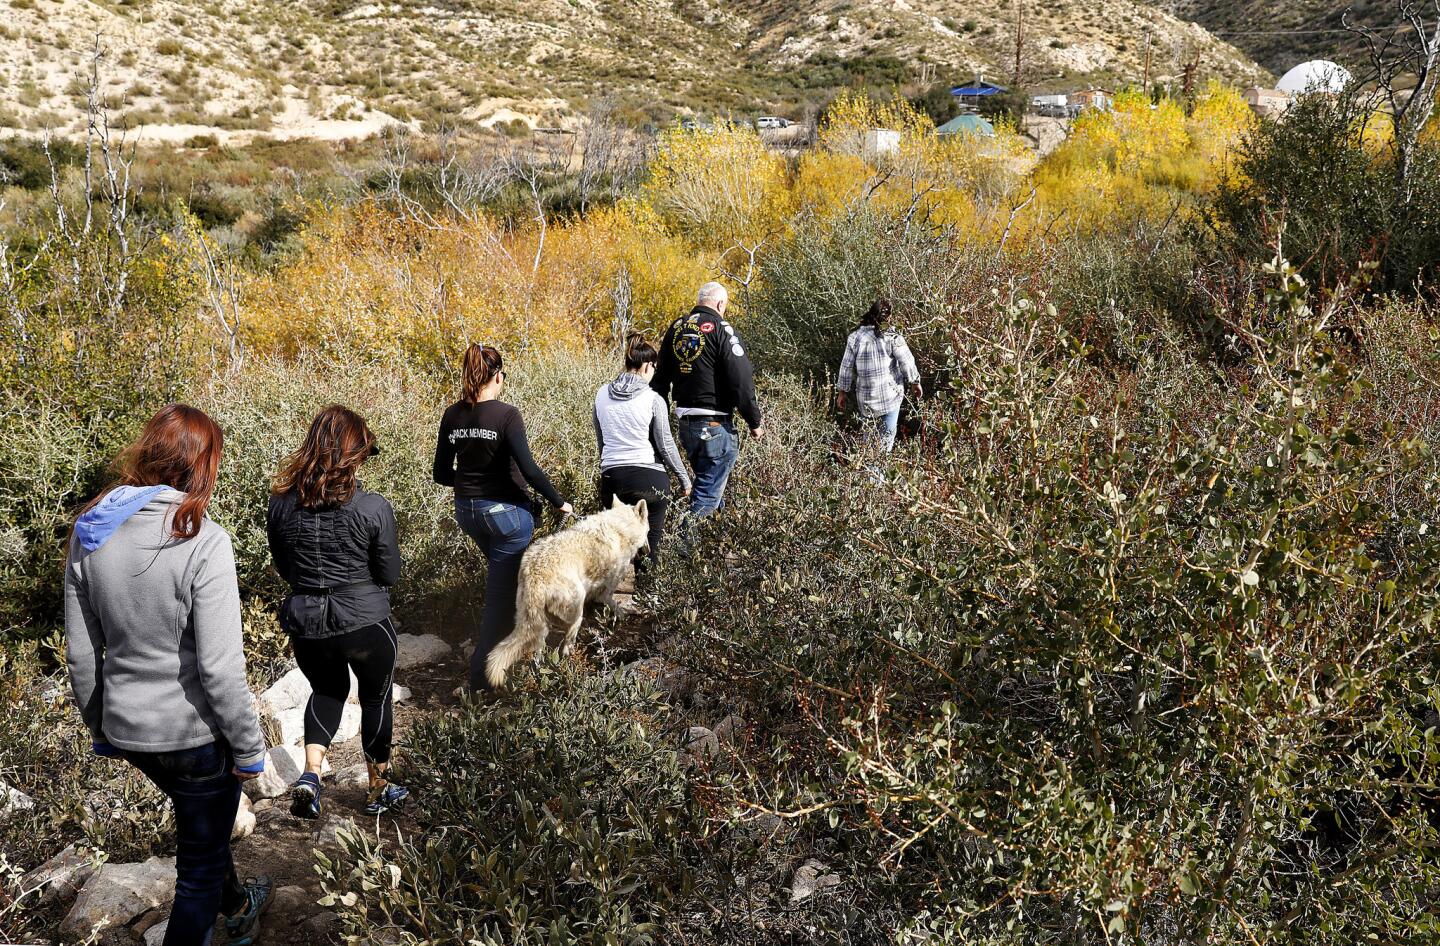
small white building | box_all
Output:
[863,127,901,160]
[1032,94,1068,107]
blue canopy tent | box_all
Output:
[951,80,1007,109]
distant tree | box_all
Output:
[980,87,1030,125]
[910,81,962,125]
[1346,0,1440,208]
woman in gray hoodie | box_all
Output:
[65,404,272,946]
[593,335,692,568]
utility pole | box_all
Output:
[1013,0,1025,88]
[1142,30,1152,94]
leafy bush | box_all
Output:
[317,664,714,944]
[1202,92,1440,291]
[652,265,1440,943]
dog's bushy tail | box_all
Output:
[485,577,545,688]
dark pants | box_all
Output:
[455,497,535,690]
[677,417,738,517]
[291,618,398,764]
[599,466,671,566]
[123,742,246,946]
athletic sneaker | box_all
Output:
[224,874,273,946]
[363,782,410,816]
[289,772,322,819]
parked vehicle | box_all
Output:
[756,116,792,129]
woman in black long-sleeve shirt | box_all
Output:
[267,404,408,820]
[433,344,572,692]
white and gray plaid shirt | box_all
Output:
[836,328,919,418]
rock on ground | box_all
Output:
[683,726,719,763]
[0,781,34,823]
[315,815,360,851]
[271,884,313,915]
[332,764,371,791]
[788,858,841,904]
[142,917,169,945]
[244,745,330,800]
[232,793,255,840]
[712,715,745,745]
[394,633,452,670]
[60,856,175,942]
[268,700,362,747]
[20,843,98,907]
[619,656,695,704]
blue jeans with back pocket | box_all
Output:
[122,741,246,946]
[677,417,739,517]
[454,497,535,690]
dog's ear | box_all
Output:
[610,495,622,510]
[635,498,647,521]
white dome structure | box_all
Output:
[1276,60,1353,95]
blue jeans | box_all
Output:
[864,408,901,453]
[122,742,246,946]
[454,498,535,690]
[677,417,739,517]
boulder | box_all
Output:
[257,667,310,714]
[268,701,362,747]
[620,657,694,703]
[683,726,719,763]
[315,815,359,851]
[270,884,313,916]
[0,781,34,823]
[788,858,841,904]
[712,715,745,746]
[300,911,340,940]
[232,794,255,840]
[243,745,330,800]
[332,764,370,792]
[60,857,175,942]
[142,917,169,945]
[260,668,407,745]
[20,844,98,907]
[394,633,452,670]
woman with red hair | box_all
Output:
[65,404,273,946]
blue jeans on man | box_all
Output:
[454,498,535,690]
[677,417,739,517]
[123,741,247,946]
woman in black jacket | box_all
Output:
[267,404,408,819]
[433,344,572,692]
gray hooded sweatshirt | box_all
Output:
[64,488,266,768]
[594,372,692,492]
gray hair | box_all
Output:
[696,281,728,307]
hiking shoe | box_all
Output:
[289,772,322,820]
[363,782,409,816]
[224,874,273,946]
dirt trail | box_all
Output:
[227,582,644,945]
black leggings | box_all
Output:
[599,466,671,565]
[291,618,397,764]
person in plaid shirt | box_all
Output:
[834,298,922,454]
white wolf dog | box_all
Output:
[484,497,651,688]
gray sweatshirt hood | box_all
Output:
[608,372,650,400]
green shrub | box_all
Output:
[652,268,1440,943]
[1202,92,1440,291]
[317,664,714,944]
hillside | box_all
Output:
[1174,0,1404,75]
[1,0,1270,143]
